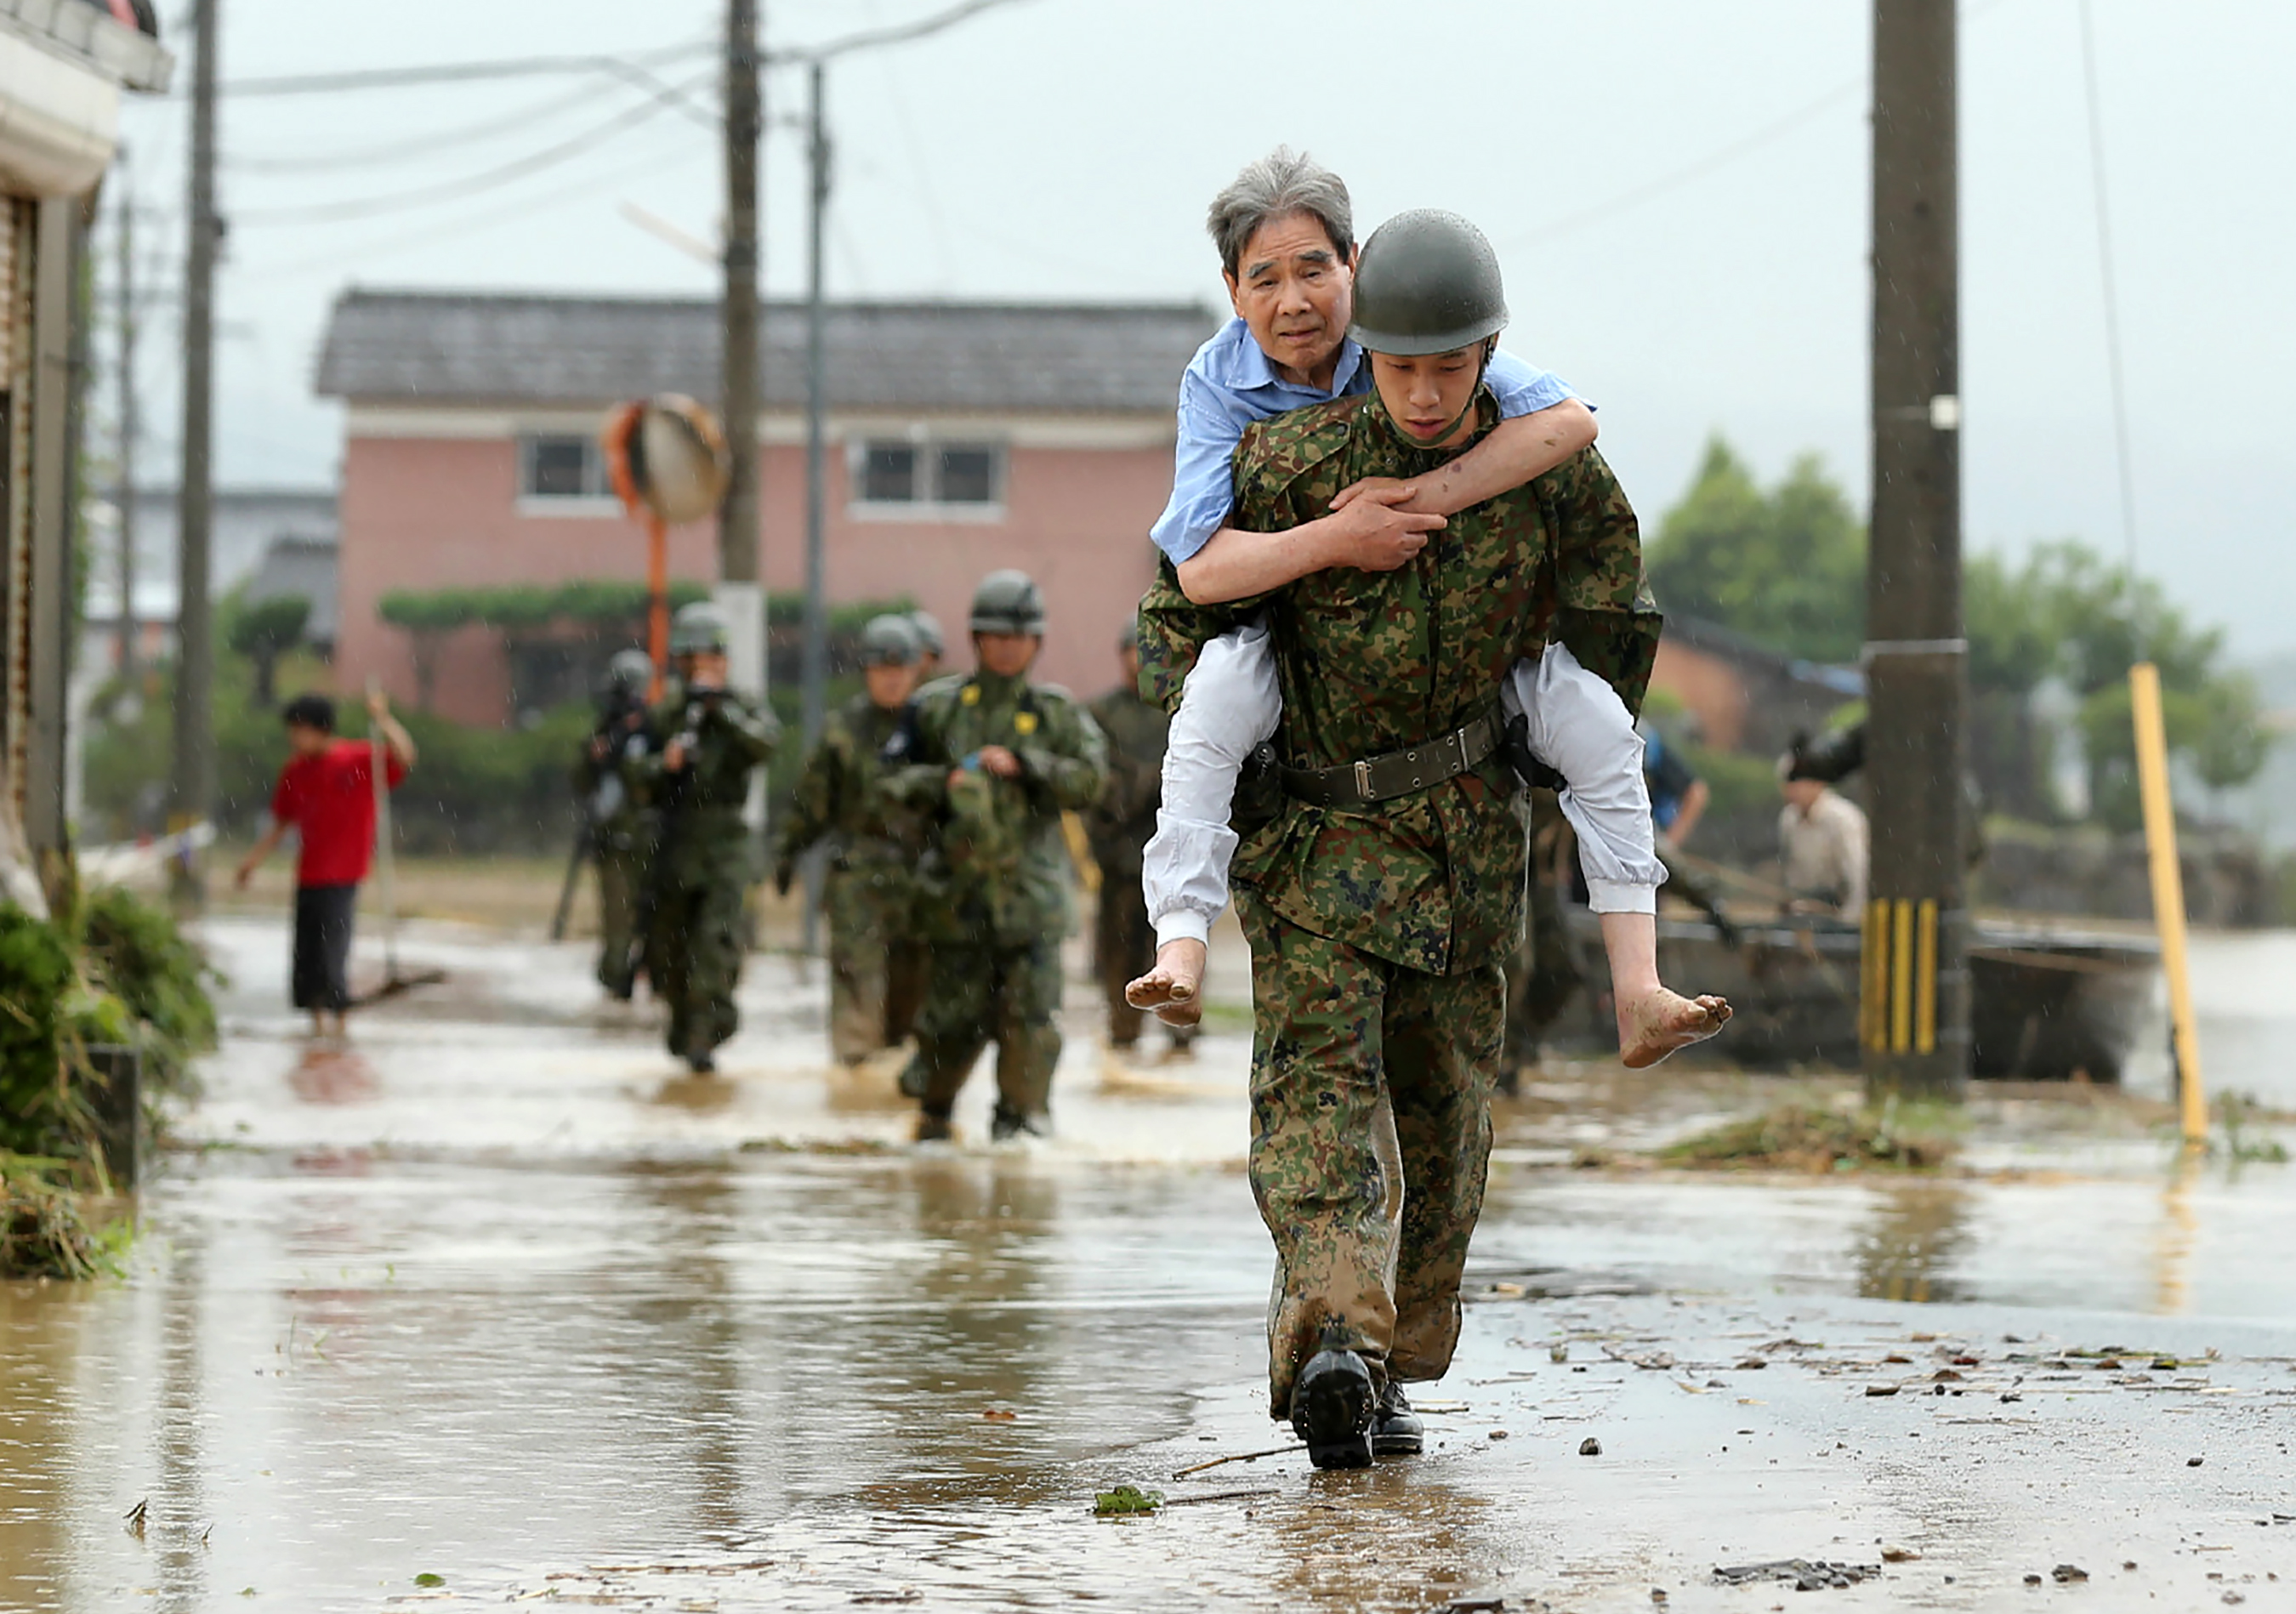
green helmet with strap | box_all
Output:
[969,569,1046,636]
[603,647,654,696]
[668,600,730,657]
[1347,208,1509,356]
[857,613,922,668]
[907,610,945,658]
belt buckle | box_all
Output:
[1353,759,1373,800]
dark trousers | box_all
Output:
[293,884,358,1012]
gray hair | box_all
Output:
[1205,146,1354,279]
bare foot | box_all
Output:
[1617,988,1731,1069]
[1125,939,1207,1028]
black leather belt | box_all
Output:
[1280,708,1504,808]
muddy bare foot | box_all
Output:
[1125,939,1207,1028]
[1618,988,1732,1070]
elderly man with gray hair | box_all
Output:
[1151,146,1596,604]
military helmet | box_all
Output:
[1348,208,1509,356]
[969,569,1046,636]
[907,609,945,659]
[857,612,922,668]
[668,600,730,657]
[603,647,654,696]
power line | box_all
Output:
[2076,0,2142,611]
[188,39,713,97]
[224,72,706,174]
[236,119,708,285]
[230,68,713,227]
[773,0,1040,63]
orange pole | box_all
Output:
[646,512,670,703]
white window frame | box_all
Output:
[845,431,1007,523]
[514,431,620,517]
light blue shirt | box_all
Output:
[1148,315,1582,565]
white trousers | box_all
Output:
[1142,622,1665,948]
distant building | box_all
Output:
[314,290,1213,725]
[82,486,338,671]
[1,2,170,863]
[1648,613,1862,760]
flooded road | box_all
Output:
[3,917,2294,1611]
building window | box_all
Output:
[849,438,1004,518]
[520,434,611,502]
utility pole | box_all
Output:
[718,0,763,588]
[1862,0,1968,1101]
[172,0,219,884]
[798,59,832,952]
[115,156,139,685]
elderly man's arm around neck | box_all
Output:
[1174,397,1597,605]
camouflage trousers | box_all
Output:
[823,868,911,1065]
[884,934,930,1046]
[594,841,648,997]
[1238,892,1502,1418]
[649,874,749,1062]
[910,935,1064,1123]
[1504,867,1583,1073]
[1090,861,1159,1048]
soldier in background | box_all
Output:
[885,607,948,1040]
[888,571,1109,1143]
[1086,622,1192,1054]
[773,614,927,1066]
[907,610,946,682]
[627,602,780,1072]
[573,647,659,1001]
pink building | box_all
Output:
[315,291,1214,725]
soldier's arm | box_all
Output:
[708,696,780,764]
[774,732,838,861]
[878,692,955,810]
[1539,446,1665,719]
[1013,700,1110,812]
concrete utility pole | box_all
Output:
[1862,0,1969,1100]
[115,158,139,685]
[797,58,832,952]
[172,0,219,872]
[718,0,763,588]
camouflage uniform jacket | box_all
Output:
[885,668,1110,946]
[1136,389,1661,977]
[772,693,927,881]
[1083,684,1168,879]
[624,687,781,885]
[572,702,657,853]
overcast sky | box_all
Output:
[111,0,2296,662]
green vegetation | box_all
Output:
[1658,1100,1962,1174]
[1646,438,2270,827]
[0,888,219,1277]
[223,593,311,708]
[1094,1485,1164,1516]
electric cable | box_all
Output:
[231,68,714,227]
[2076,0,2143,639]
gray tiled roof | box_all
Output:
[315,289,1219,415]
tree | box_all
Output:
[1646,438,1867,666]
[221,593,310,708]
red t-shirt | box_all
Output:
[270,739,408,888]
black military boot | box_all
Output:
[1371,1379,1424,1458]
[1288,1343,1375,1469]
[990,1105,1049,1143]
[915,1111,954,1145]
[897,1057,929,1100]
[685,1044,718,1075]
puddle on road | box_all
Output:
[4,917,2295,1609]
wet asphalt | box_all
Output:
[3,912,2293,1611]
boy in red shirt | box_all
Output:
[235,690,418,1036]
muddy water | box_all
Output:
[3,918,2294,1610]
